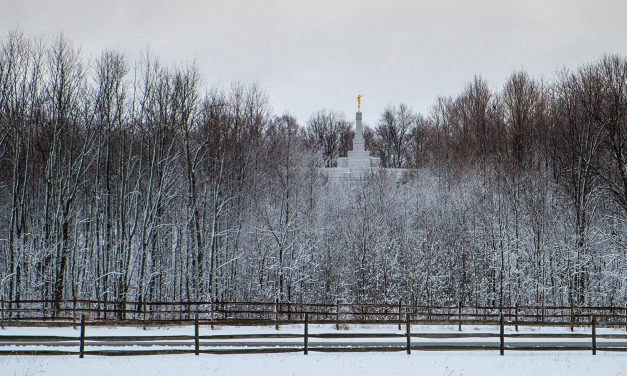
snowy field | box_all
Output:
[2,351,627,376]
[2,325,627,375]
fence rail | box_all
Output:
[2,299,627,331]
[2,313,627,357]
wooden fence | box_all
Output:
[2,313,627,357]
[2,299,627,331]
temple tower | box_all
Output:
[336,95,380,171]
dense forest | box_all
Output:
[1,30,626,311]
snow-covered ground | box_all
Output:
[2,324,626,375]
[3,352,627,376]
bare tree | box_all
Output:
[372,104,418,168]
[303,110,351,167]
[553,66,605,305]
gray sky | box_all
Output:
[2,0,627,124]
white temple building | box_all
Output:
[325,98,406,182]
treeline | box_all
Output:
[1,30,626,312]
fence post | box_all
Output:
[1,297,4,329]
[499,314,505,356]
[72,298,77,329]
[194,314,200,356]
[406,313,411,354]
[570,304,575,332]
[336,299,341,330]
[458,303,462,332]
[515,303,519,332]
[275,299,280,331]
[398,299,403,330]
[142,302,147,330]
[79,315,86,359]
[304,313,309,355]
[624,303,626,332]
[592,315,597,355]
[210,301,214,330]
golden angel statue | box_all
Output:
[357,95,362,110]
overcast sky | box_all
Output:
[2,0,626,124]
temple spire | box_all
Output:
[323,96,382,178]
[353,105,364,153]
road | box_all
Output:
[0,339,621,350]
